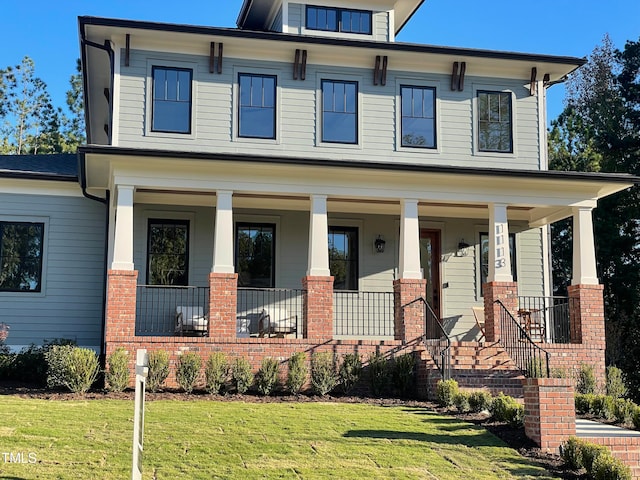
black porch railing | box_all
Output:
[333,291,395,337]
[237,288,305,338]
[404,297,451,380]
[496,300,550,378]
[135,285,210,335]
[518,296,573,343]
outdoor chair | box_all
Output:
[471,306,486,341]
[258,308,297,338]
[175,306,208,336]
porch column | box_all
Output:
[111,185,134,270]
[210,190,237,338]
[571,206,598,286]
[303,195,333,341]
[394,199,426,342]
[484,203,517,342]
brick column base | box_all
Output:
[483,281,518,342]
[105,270,138,357]
[523,378,576,452]
[302,276,333,341]
[393,278,427,342]
[209,272,238,339]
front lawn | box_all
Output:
[0,397,559,479]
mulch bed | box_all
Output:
[0,381,585,479]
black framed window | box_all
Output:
[151,67,192,134]
[329,226,358,290]
[238,74,277,139]
[401,86,436,148]
[306,6,372,34]
[479,232,516,295]
[322,80,358,144]
[0,222,44,292]
[477,91,512,152]
[147,219,189,286]
[236,223,275,288]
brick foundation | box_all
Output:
[483,282,518,342]
[302,276,334,341]
[393,278,426,342]
[208,273,238,340]
[105,270,138,357]
[523,378,576,452]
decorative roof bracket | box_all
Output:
[451,61,466,91]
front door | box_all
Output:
[420,229,441,318]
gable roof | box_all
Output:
[0,154,78,182]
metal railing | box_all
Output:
[237,287,305,338]
[404,297,451,380]
[333,291,395,337]
[518,296,572,343]
[496,300,550,378]
[135,285,210,335]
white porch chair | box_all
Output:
[175,306,208,336]
[258,308,297,337]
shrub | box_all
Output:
[453,392,471,413]
[231,357,254,394]
[436,379,459,407]
[507,403,525,428]
[526,357,546,378]
[311,352,338,396]
[204,352,228,394]
[339,353,362,394]
[592,395,616,421]
[45,345,75,389]
[593,454,632,480]
[606,366,628,399]
[580,442,610,474]
[613,398,635,425]
[286,352,307,394]
[147,350,170,393]
[469,391,493,413]
[256,357,280,396]
[550,367,569,379]
[575,393,595,415]
[634,406,640,430]
[176,352,201,393]
[46,346,99,393]
[561,437,584,471]
[490,393,519,422]
[105,348,129,393]
[392,353,416,398]
[368,352,388,397]
[577,363,597,395]
[11,339,76,385]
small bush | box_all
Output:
[392,353,416,398]
[581,442,610,474]
[453,392,471,413]
[311,352,338,396]
[204,352,228,394]
[561,437,584,471]
[507,403,525,428]
[490,393,519,422]
[592,394,616,421]
[577,363,597,395]
[11,339,76,385]
[368,352,388,397]
[255,357,279,396]
[550,367,569,379]
[147,350,170,393]
[593,454,632,480]
[105,348,129,393]
[633,406,640,430]
[469,391,493,413]
[286,352,307,394]
[526,357,546,378]
[436,379,459,407]
[46,346,99,393]
[606,366,628,399]
[176,352,201,393]
[575,393,595,415]
[339,353,362,394]
[231,357,254,394]
[613,398,635,425]
[45,345,75,389]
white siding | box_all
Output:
[373,11,389,41]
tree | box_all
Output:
[61,58,86,151]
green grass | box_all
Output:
[0,397,559,479]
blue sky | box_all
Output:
[1,0,638,123]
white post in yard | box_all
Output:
[132,349,149,480]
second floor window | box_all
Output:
[478,91,512,153]
[151,67,192,134]
[147,219,189,286]
[239,74,276,139]
[0,221,44,292]
[322,80,358,144]
[306,6,372,35]
[401,86,436,148]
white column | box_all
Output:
[399,199,422,279]
[488,203,513,282]
[111,184,135,271]
[307,194,330,276]
[212,190,235,273]
[106,190,117,270]
[571,206,599,285]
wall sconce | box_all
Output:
[374,235,386,253]
[457,239,470,257]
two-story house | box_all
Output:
[1,0,637,394]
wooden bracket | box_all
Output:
[529,67,537,95]
[210,42,215,73]
[301,50,307,81]
[543,73,550,86]
[373,56,388,86]
[293,49,307,80]
[217,43,223,74]
[125,34,130,67]
[374,55,381,85]
[381,56,388,86]
[458,62,466,91]
[451,62,466,91]
[294,49,300,80]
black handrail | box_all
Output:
[403,296,451,380]
[495,300,550,378]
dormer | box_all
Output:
[237,0,424,41]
